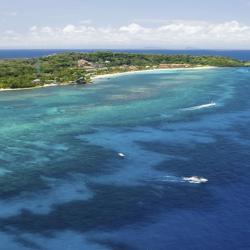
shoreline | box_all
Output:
[0,83,59,92]
[91,66,217,81]
[0,66,216,92]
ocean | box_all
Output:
[1,49,250,61]
[0,56,250,249]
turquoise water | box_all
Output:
[0,68,250,249]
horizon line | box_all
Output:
[0,48,250,51]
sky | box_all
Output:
[1,0,250,49]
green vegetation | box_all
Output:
[0,53,86,89]
[0,52,248,89]
[82,52,247,67]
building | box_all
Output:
[128,66,138,71]
[32,79,41,84]
[77,59,93,68]
[159,64,190,69]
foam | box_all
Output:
[182,176,208,184]
[182,102,217,111]
[153,175,181,183]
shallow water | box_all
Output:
[0,68,250,249]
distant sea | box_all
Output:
[0,49,250,60]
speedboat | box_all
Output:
[118,153,125,158]
[183,176,208,184]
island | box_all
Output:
[0,51,249,90]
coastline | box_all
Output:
[0,66,216,92]
[0,83,59,92]
[91,66,217,81]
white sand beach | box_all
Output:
[91,66,216,81]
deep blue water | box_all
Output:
[0,67,250,249]
[1,49,250,61]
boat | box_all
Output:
[118,153,125,158]
[183,176,208,184]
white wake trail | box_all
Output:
[182,102,217,111]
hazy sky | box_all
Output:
[1,0,250,49]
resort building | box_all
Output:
[78,59,93,67]
[159,64,190,69]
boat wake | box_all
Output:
[151,175,208,184]
[182,102,216,111]
[182,176,208,184]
